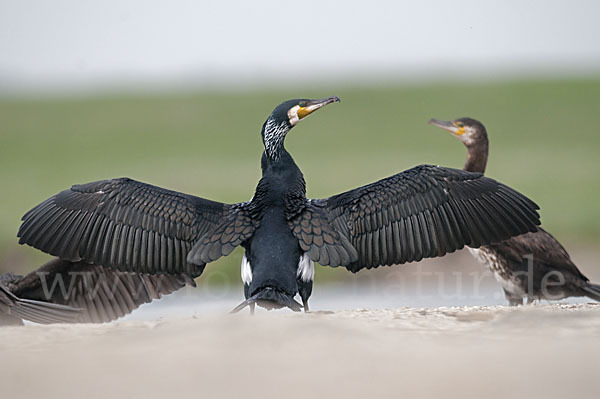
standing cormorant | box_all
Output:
[16,97,541,313]
[428,117,600,305]
[0,259,193,325]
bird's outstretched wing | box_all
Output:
[18,178,251,275]
[288,203,358,267]
[1,281,81,325]
[309,165,540,272]
[9,259,194,323]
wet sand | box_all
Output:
[1,303,599,399]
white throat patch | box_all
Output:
[297,253,315,282]
[287,105,301,126]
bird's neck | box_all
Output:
[260,148,304,185]
[262,118,290,163]
[249,150,306,218]
[264,137,286,162]
[464,141,489,173]
[261,145,294,171]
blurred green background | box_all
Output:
[1,79,599,280]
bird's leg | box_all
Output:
[507,297,524,306]
[249,302,255,315]
[302,298,310,313]
[503,289,523,306]
[526,297,537,305]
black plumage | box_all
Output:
[16,97,541,314]
[18,178,228,275]
[0,259,194,325]
[318,164,539,272]
[429,117,600,304]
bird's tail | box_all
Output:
[1,283,82,324]
[231,287,302,313]
[582,283,600,302]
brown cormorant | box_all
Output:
[428,117,600,305]
[15,97,541,314]
[1,271,81,326]
[0,259,193,325]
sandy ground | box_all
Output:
[1,303,600,399]
[1,246,599,398]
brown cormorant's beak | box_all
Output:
[428,118,465,135]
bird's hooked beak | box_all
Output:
[428,118,465,136]
[288,96,340,126]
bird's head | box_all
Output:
[428,117,487,147]
[0,272,20,287]
[261,96,340,160]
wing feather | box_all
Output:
[9,259,197,323]
[319,165,540,272]
[17,178,240,275]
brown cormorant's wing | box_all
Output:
[1,277,81,325]
[485,227,587,280]
[8,258,194,323]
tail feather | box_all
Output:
[231,287,302,313]
[582,283,600,302]
[1,283,82,324]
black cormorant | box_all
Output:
[0,259,193,325]
[16,97,541,313]
[428,117,600,305]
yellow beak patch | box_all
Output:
[297,107,312,120]
[453,123,466,135]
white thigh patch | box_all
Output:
[297,253,314,283]
[241,254,252,285]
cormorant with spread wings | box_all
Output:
[16,96,540,314]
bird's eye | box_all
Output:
[456,122,465,128]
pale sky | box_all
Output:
[1,0,599,93]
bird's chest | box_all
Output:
[468,247,527,296]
